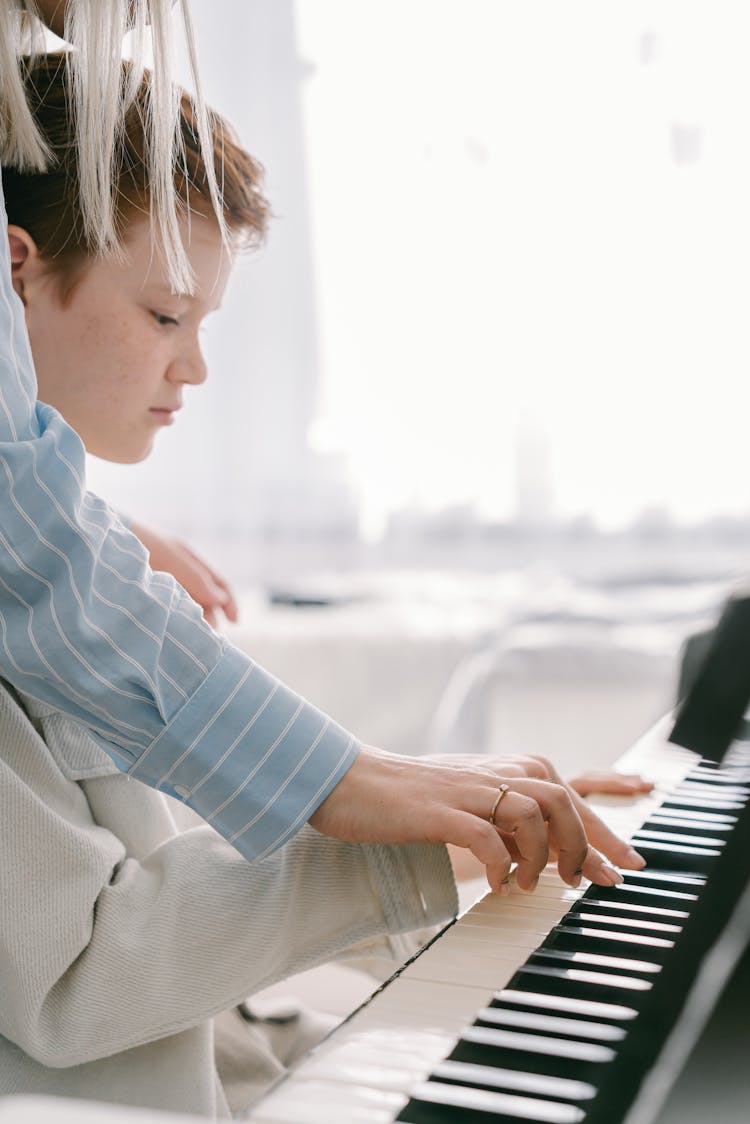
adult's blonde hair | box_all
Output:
[0,0,225,292]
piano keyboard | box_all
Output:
[249,719,750,1124]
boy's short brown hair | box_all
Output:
[2,52,269,298]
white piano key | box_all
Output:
[606,882,699,902]
[465,889,582,920]
[556,924,674,949]
[663,795,745,811]
[299,1040,441,1091]
[469,888,579,914]
[433,1059,598,1102]
[673,781,750,798]
[460,1024,616,1063]
[646,813,734,831]
[621,868,705,886]
[648,808,737,825]
[571,911,682,934]
[634,827,727,846]
[358,975,492,1023]
[250,1079,407,1123]
[400,948,528,989]
[457,914,571,937]
[457,911,567,936]
[628,838,722,858]
[475,1005,627,1041]
[519,964,654,991]
[579,899,689,919]
[495,988,639,1020]
[407,1080,587,1123]
[435,928,545,955]
[535,949,661,974]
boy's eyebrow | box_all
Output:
[146,283,193,301]
[145,282,223,313]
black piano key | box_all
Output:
[459,1025,616,1063]
[397,1080,587,1123]
[474,1005,627,1042]
[491,988,639,1023]
[431,1059,597,1103]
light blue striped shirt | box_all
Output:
[0,172,359,860]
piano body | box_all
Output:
[248,717,750,1124]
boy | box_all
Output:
[0,52,463,1119]
[0,50,649,1117]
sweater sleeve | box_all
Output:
[0,169,359,860]
[0,697,456,1067]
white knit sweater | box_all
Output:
[0,682,457,1118]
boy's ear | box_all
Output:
[7,225,41,305]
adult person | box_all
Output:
[0,0,642,894]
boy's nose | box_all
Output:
[168,348,207,386]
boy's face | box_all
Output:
[21,215,231,463]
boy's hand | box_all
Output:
[569,771,655,798]
[129,521,239,628]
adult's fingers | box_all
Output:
[491,755,646,873]
[439,808,514,893]
[492,779,585,886]
[492,777,620,887]
[484,786,551,889]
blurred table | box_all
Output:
[224,573,678,775]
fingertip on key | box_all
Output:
[626,846,647,869]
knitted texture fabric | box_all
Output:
[0,683,457,1117]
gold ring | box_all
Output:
[489,784,510,826]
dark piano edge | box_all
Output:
[620,865,750,1124]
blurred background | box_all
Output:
[88,0,750,778]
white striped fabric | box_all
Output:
[0,171,359,859]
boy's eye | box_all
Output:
[151,311,180,327]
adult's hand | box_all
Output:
[308,748,644,894]
[495,753,649,874]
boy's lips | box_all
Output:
[149,405,181,425]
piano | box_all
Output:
[247,716,750,1124]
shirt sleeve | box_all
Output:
[0,170,360,860]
